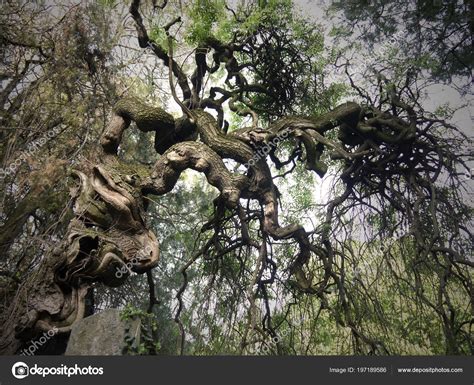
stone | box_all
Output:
[65,309,140,355]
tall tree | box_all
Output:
[0,0,471,355]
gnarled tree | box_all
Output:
[0,0,472,355]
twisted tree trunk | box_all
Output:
[0,92,418,354]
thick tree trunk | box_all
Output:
[0,155,160,354]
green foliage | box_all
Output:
[433,103,455,119]
[240,0,293,32]
[150,25,169,49]
[185,0,228,44]
[98,0,116,7]
[120,305,161,355]
[120,304,150,321]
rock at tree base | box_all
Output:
[65,309,140,355]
